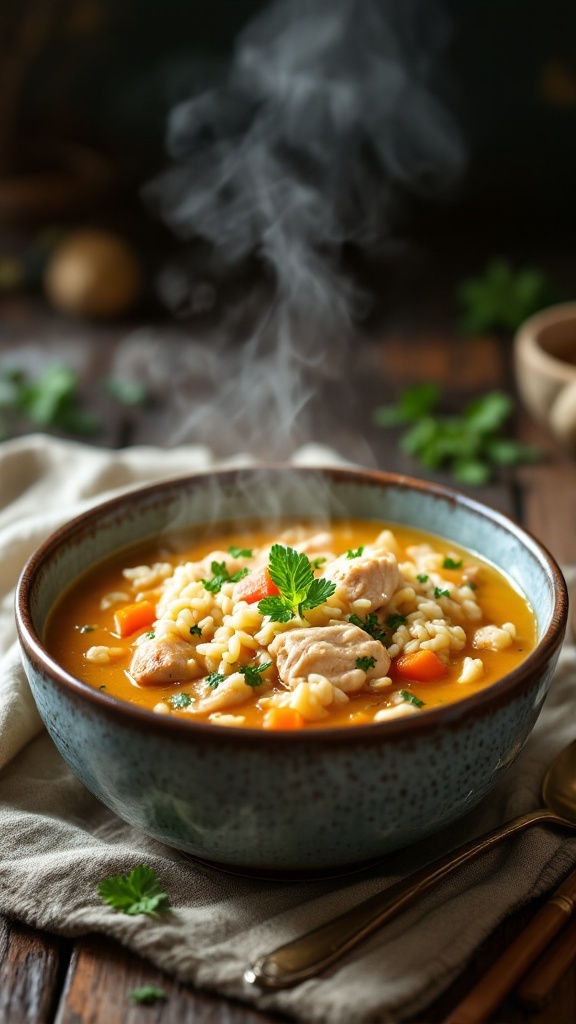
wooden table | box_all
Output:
[1,265,576,1022]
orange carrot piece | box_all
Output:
[234,566,280,604]
[114,600,156,638]
[394,649,447,682]
[262,707,305,730]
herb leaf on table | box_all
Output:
[98,864,171,917]
[373,387,540,485]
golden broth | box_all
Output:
[44,519,537,728]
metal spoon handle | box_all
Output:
[246,809,559,989]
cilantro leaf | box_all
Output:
[442,557,463,570]
[228,546,253,558]
[206,672,225,689]
[238,661,272,687]
[258,545,336,622]
[98,865,170,917]
[356,656,376,671]
[399,689,425,708]
[168,693,192,709]
[129,986,166,1005]
[373,386,540,485]
[349,612,386,642]
[346,546,364,559]
[457,259,560,335]
[202,562,249,593]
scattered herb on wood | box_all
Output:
[373,386,540,486]
[258,545,336,622]
[0,365,99,438]
[98,865,170,917]
[456,258,560,334]
[128,986,166,1005]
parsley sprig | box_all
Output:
[201,561,249,593]
[349,612,386,642]
[238,661,272,687]
[457,258,560,335]
[98,865,170,917]
[258,545,336,623]
[373,386,540,486]
[129,987,166,1005]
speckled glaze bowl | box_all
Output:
[16,466,568,873]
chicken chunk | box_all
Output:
[323,550,402,612]
[130,637,201,686]
[269,623,390,694]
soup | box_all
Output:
[44,519,536,729]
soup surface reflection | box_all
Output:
[45,519,537,729]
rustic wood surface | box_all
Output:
[1,247,576,1023]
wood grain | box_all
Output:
[0,916,70,1024]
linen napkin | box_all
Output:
[1,433,575,1024]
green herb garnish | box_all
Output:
[77,624,97,633]
[349,612,386,642]
[258,545,336,622]
[373,387,539,486]
[311,556,327,570]
[98,865,170,917]
[0,365,100,435]
[434,587,450,599]
[228,546,253,558]
[400,690,425,708]
[206,672,225,689]
[387,614,407,630]
[346,546,364,559]
[145,630,156,639]
[128,986,166,1005]
[356,656,376,672]
[168,693,192,709]
[467,582,478,591]
[442,557,463,570]
[457,258,560,335]
[189,625,203,637]
[238,661,272,687]
[416,574,429,583]
[201,561,250,593]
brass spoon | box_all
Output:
[245,738,576,989]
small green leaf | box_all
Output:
[387,614,407,630]
[189,625,203,637]
[98,865,170,917]
[128,986,166,1005]
[442,557,463,570]
[227,546,253,558]
[346,546,364,559]
[356,656,376,672]
[206,672,225,689]
[400,689,425,708]
[168,693,192,709]
[238,661,272,687]
[434,587,450,599]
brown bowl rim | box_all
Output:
[15,464,569,747]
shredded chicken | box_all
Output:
[322,549,402,613]
[130,637,201,686]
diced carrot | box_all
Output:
[114,600,156,638]
[262,707,305,730]
[394,649,447,682]
[234,566,280,604]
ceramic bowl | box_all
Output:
[514,302,576,452]
[15,466,568,873]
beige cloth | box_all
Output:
[1,434,576,1024]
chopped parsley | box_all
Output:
[128,987,166,1006]
[99,685,107,691]
[238,661,272,687]
[466,582,477,591]
[400,690,425,708]
[228,545,253,558]
[434,587,450,599]
[442,557,463,570]
[311,556,327,570]
[145,630,156,639]
[346,546,364,559]
[189,625,203,637]
[206,672,225,689]
[386,614,407,630]
[201,561,250,593]
[168,693,193,709]
[416,574,429,583]
[77,623,97,634]
[98,865,170,917]
[356,656,376,672]
[258,545,336,623]
[349,612,386,643]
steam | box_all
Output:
[136,0,463,459]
